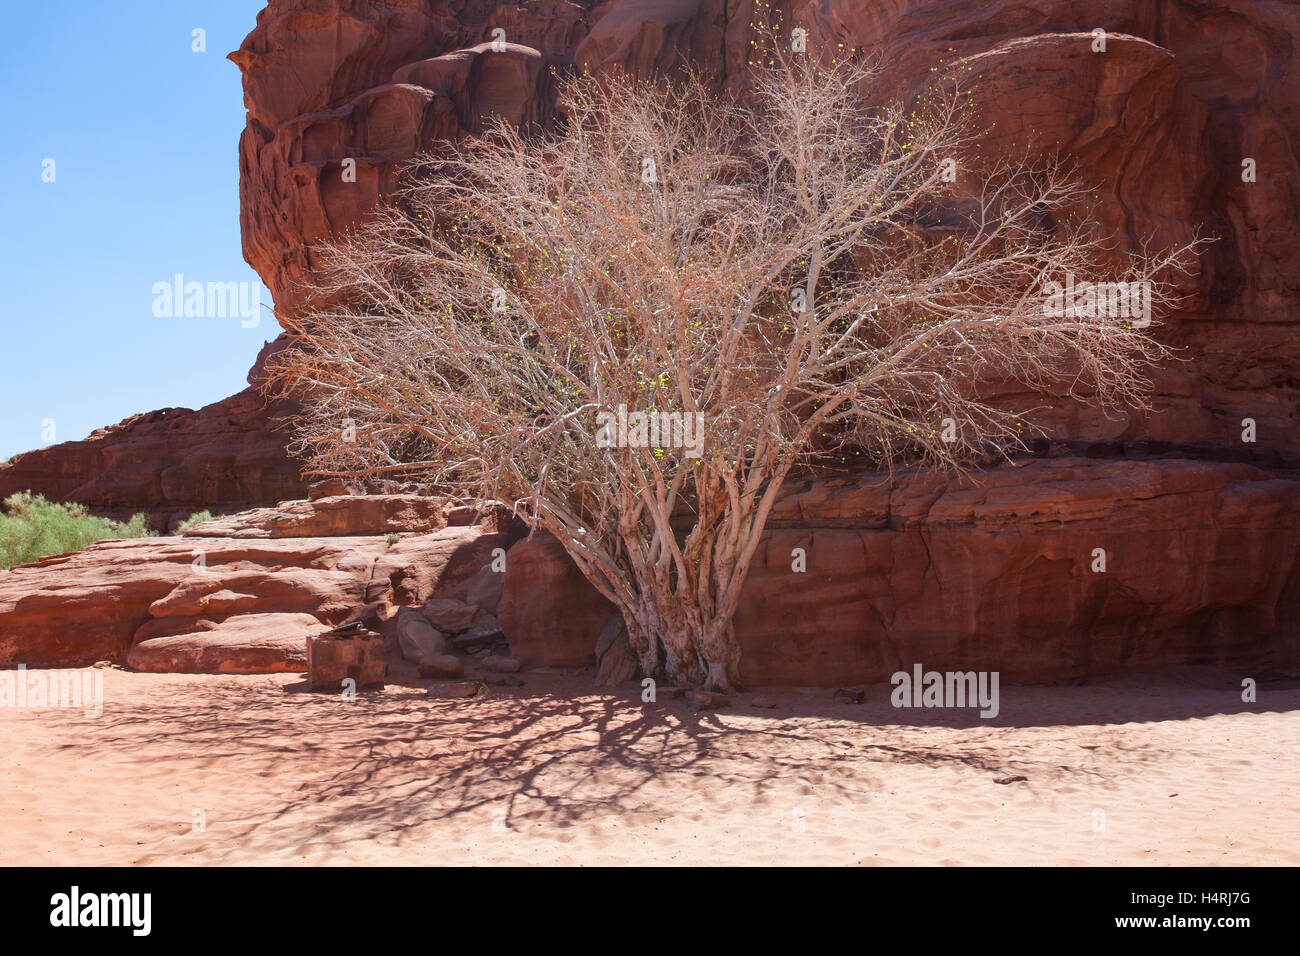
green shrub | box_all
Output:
[0,492,155,569]
[174,510,214,535]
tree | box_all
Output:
[271,49,1198,691]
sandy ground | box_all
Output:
[1,665,1297,866]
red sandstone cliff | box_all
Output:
[7,0,1298,513]
[228,0,1300,454]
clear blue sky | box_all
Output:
[0,1,271,461]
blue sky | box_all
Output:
[0,1,271,461]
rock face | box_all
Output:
[497,531,615,669]
[225,0,1300,457]
[500,458,1300,685]
[0,498,510,670]
[462,563,504,615]
[0,384,306,531]
[229,1,580,314]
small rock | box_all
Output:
[482,655,520,673]
[750,697,778,709]
[416,655,464,679]
[833,687,865,704]
[92,660,113,669]
[993,775,1028,785]
[686,690,731,711]
[425,681,485,700]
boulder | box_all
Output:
[420,597,485,634]
[307,478,350,500]
[391,607,447,664]
[686,690,731,711]
[481,655,520,674]
[127,612,321,673]
[452,619,505,650]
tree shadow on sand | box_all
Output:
[67,665,1298,861]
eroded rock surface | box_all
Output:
[225,0,1300,456]
[0,513,506,670]
[499,458,1300,685]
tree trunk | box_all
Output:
[623,598,740,692]
[700,619,740,692]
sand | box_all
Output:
[1,665,1297,865]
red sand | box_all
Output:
[2,666,1296,865]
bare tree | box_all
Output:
[272,50,1199,691]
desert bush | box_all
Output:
[0,492,154,569]
[174,510,214,535]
